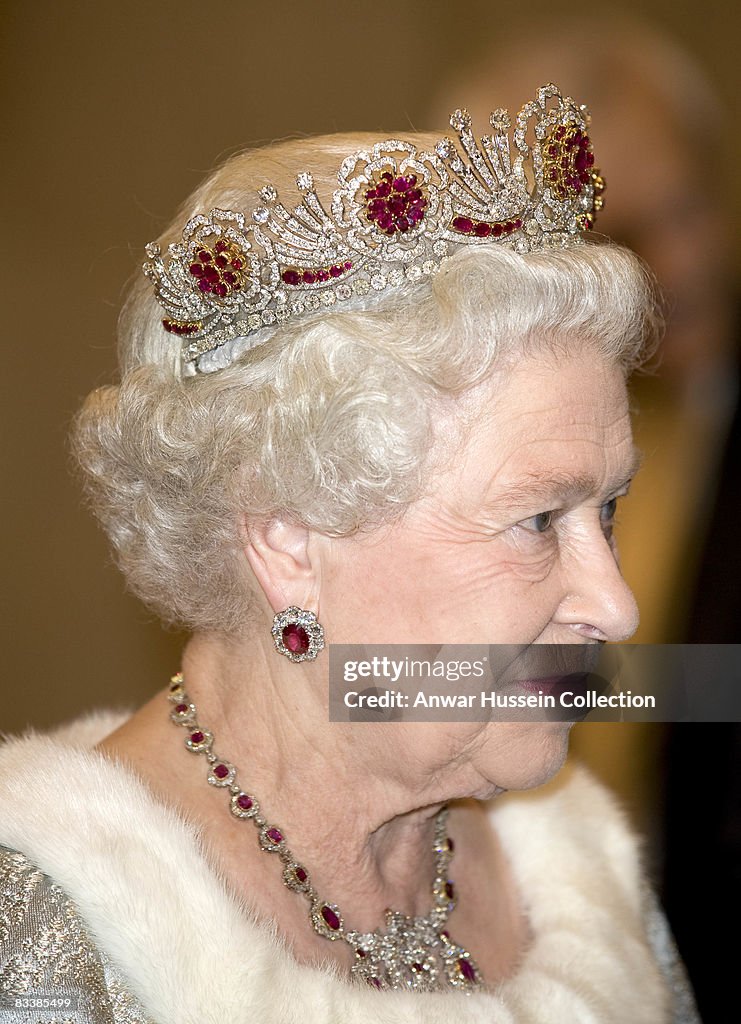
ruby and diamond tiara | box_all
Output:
[143,84,605,374]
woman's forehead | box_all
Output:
[443,351,637,503]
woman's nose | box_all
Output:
[555,524,640,642]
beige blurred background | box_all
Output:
[2,0,739,807]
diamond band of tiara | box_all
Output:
[143,84,605,374]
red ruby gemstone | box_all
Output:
[174,703,188,713]
[237,794,253,810]
[548,144,558,156]
[295,866,307,883]
[214,283,228,298]
[365,188,377,200]
[215,254,228,269]
[441,930,450,939]
[393,176,409,192]
[190,731,204,743]
[204,264,219,281]
[376,181,391,198]
[329,264,342,278]
[474,222,491,237]
[396,216,410,232]
[214,763,229,779]
[189,263,204,277]
[302,271,317,284]
[492,224,503,237]
[198,280,212,293]
[317,269,330,282]
[549,169,558,180]
[282,623,310,653]
[445,881,454,899]
[388,195,405,215]
[223,271,236,285]
[164,320,197,336]
[267,827,283,844]
[452,216,473,233]
[555,126,565,138]
[407,204,425,224]
[514,218,523,229]
[458,958,476,982]
[357,949,366,958]
[282,269,300,285]
[575,148,589,173]
[214,240,227,252]
[343,261,353,270]
[198,250,212,263]
[381,171,393,182]
[231,257,243,269]
[321,905,341,930]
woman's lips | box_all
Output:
[515,672,591,696]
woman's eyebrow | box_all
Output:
[488,445,644,512]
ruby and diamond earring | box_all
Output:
[271,606,325,662]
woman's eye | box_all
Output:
[521,510,554,534]
[601,497,618,522]
[518,498,620,538]
[601,496,620,541]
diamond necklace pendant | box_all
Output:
[167,672,482,991]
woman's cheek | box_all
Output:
[498,528,558,583]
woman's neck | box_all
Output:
[176,630,451,925]
[93,628,528,981]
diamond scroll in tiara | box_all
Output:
[143,84,605,373]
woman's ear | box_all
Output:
[240,516,321,613]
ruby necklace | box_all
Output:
[167,672,481,992]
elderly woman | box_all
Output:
[0,86,699,1023]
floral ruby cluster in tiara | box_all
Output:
[364,171,428,234]
[143,84,605,374]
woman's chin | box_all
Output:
[477,721,573,795]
